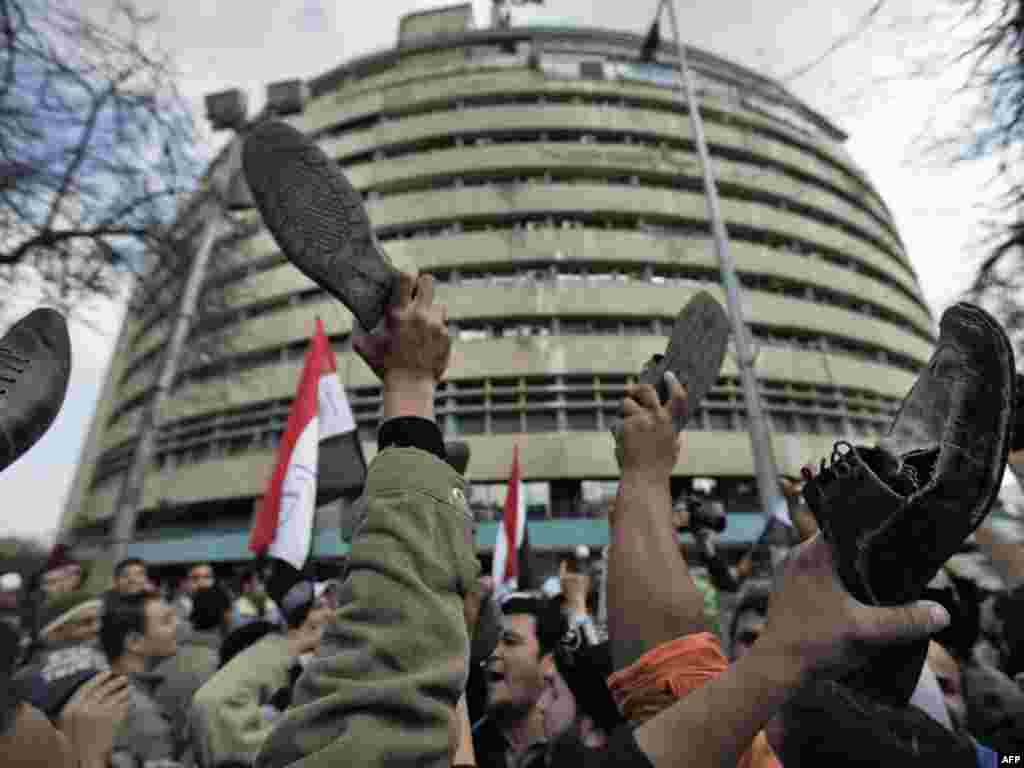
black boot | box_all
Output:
[801,302,1015,706]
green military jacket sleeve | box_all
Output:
[256,447,480,768]
[191,633,292,768]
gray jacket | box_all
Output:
[154,628,222,755]
[111,671,176,765]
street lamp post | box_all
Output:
[647,0,789,525]
[109,93,251,570]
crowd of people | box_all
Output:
[2,132,1024,764]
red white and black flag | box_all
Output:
[249,318,363,571]
[493,444,533,598]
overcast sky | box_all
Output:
[0,0,1015,542]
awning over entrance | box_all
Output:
[127,514,771,565]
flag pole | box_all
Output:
[653,0,788,525]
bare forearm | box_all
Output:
[382,372,436,422]
[609,475,708,670]
[634,642,803,768]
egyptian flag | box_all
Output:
[249,318,363,570]
[493,445,530,597]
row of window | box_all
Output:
[107,300,924,432]
[313,86,886,225]
[129,216,927,367]
[353,169,909,288]
[120,237,930,396]
[350,164,905,282]
[121,261,930,392]
[377,216,924,312]
[91,375,903,490]
[336,125,901,254]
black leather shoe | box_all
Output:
[0,308,71,473]
[242,120,400,332]
[802,302,1015,706]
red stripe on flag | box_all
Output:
[501,445,521,584]
[249,319,331,555]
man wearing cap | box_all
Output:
[189,579,326,768]
[12,587,109,721]
[41,546,84,598]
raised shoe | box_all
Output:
[639,291,730,432]
[242,119,400,332]
[0,308,71,473]
[611,290,730,448]
[801,302,1015,705]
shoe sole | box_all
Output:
[640,291,730,431]
[609,291,730,449]
[0,308,71,473]
[242,120,399,331]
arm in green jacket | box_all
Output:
[191,634,293,767]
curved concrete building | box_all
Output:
[63,12,934,564]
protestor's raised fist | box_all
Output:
[614,371,687,481]
[559,560,590,610]
[353,272,451,383]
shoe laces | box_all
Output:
[806,440,859,486]
[803,441,922,496]
[0,345,28,394]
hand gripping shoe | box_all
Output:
[801,302,1015,707]
[242,120,400,332]
[0,308,71,473]
[612,290,730,445]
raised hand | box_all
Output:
[352,272,451,384]
[615,370,688,482]
[756,534,950,683]
[59,671,131,768]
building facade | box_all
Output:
[62,13,935,564]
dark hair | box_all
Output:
[728,580,773,648]
[220,621,279,668]
[113,558,146,579]
[552,638,624,734]
[500,594,567,658]
[190,586,233,632]
[100,592,157,662]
